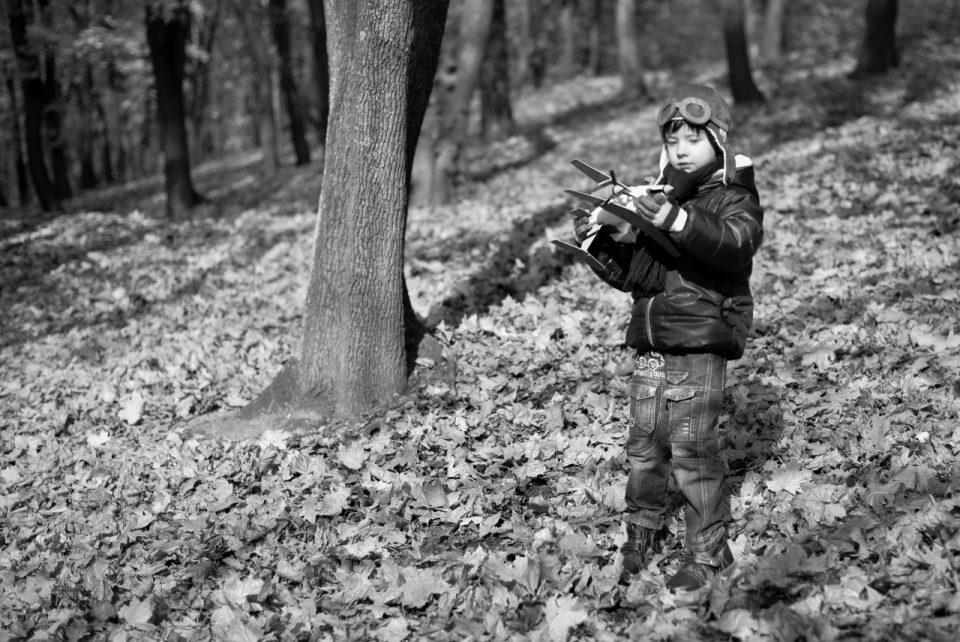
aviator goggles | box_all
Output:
[657,96,713,127]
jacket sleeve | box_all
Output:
[673,188,764,272]
[583,228,637,293]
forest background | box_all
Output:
[2,0,960,641]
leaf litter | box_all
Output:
[3,54,960,642]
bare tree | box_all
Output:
[270,0,311,165]
[8,0,62,212]
[720,0,765,104]
[425,0,494,205]
[145,0,202,219]
[480,0,514,142]
[616,0,650,102]
[306,0,329,161]
[239,3,280,176]
[851,0,898,77]
[190,0,449,437]
[759,0,786,66]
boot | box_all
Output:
[619,524,663,584]
[666,540,735,591]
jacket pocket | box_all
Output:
[629,383,658,436]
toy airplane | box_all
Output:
[551,159,679,265]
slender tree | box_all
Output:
[430,0,494,204]
[4,77,30,206]
[557,0,576,80]
[8,0,62,212]
[239,3,280,176]
[720,0,765,104]
[270,0,311,165]
[187,0,223,164]
[851,0,899,77]
[759,0,787,66]
[615,0,650,102]
[306,0,329,159]
[479,0,514,142]
[145,0,202,219]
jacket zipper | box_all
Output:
[645,297,655,347]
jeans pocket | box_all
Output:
[663,386,701,442]
[629,383,658,436]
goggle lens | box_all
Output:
[657,96,712,127]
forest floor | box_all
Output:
[3,38,960,642]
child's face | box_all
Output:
[664,123,718,173]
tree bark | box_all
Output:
[202,0,448,430]
[306,0,329,160]
[293,0,448,418]
[557,1,576,80]
[240,5,280,176]
[760,0,786,66]
[479,0,514,142]
[270,0,311,166]
[431,0,494,205]
[721,0,765,104]
[514,0,532,87]
[615,0,650,102]
[852,0,899,77]
[145,0,202,219]
[188,0,222,164]
[5,77,31,206]
[79,65,98,190]
[8,0,62,212]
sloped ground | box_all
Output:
[2,42,960,642]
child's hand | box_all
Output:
[634,186,687,232]
[633,189,668,218]
[573,212,593,243]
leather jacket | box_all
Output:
[586,161,764,359]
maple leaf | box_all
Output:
[337,441,367,470]
[713,609,760,639]
[766,462,812,495]
[541,595,588,641]
[118,598,153,626]
[314,484,351,517]
[117,391,144,425]
[422,480,450,508]
[794,484,847,528]
[377,617,410,642]
[221,574,264,606]
[400,569,449,609]
[258,429,290,450]
[86,430,111,447]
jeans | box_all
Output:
[625,350,728,553]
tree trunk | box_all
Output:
[431,0,494,205]
[240,6,279,176]
[615,0,649,101]
[852,0,898,77]
[721,0,765,104]
[232,0,449,426]
[79,65,98,190]
[145,0,201,219]
[189,0,222,165]
[480,0,514,142]
[306,0,329,161]
[44,55,72,201]
[586,0,603,75]
[760,0,786,66]
[5,77,31,207]
[557,1,576,80]
[514,0,532,87]
[8,0,62,212]
[270,0,311,166]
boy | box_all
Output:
[572,85,763,592]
